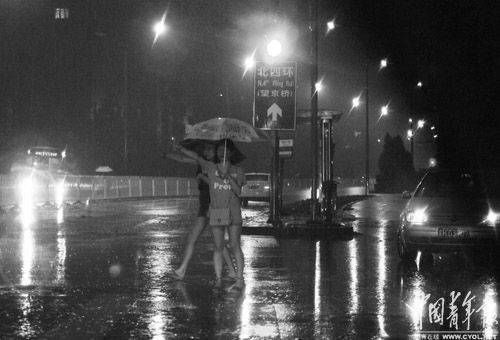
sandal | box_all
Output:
[226,278,245,292]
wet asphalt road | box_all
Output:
[0,195,498,339]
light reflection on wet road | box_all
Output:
[0,195,498,338]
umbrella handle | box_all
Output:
[223,140,227,165]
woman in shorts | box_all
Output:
[170,143,236,281]
[176,140,246,290]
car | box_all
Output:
[397,168,500,262]
[240,173,270,207]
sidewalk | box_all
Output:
[241,196,366,237]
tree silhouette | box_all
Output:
[375,133,416,193]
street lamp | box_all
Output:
[417,119,425,129]
[417,81,423,88]
[266,39,282,58]
[352,96,361,108]
[244,56,255,70]
[380,58,388,69]
[315,81,323,93]
[326,20,335,33]
[363,58,388,195]
[152,13,167,45]
[243,50,256,77]
[380,104,389,117]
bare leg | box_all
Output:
[174,217,207,279]
[228,223,244,289]
[222,245,237,278]
[211,225,225,286]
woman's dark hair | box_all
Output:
[214,139,245,164]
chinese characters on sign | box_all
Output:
[253,61,296,130]
[406,290,498,339]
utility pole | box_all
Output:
[310,0,319,220]
[122,48,129,172]
[364,63,370,195]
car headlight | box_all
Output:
[406,208,428,224]
[484,209,500,226]
[18,176,36,204]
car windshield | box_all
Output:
[415,171,500,198]
[246,174,269,181]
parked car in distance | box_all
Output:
[241,173,271,207]
[398,168,500,262]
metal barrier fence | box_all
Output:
[0,174,199,207]
[0,174,372,207]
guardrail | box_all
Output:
[0,174,199,207]
[0,174,372,208]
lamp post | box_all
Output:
[364,59,387,195]
[310,0,320,220]
[152,15,168,154]
[408,118,436,167]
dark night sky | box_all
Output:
[0,0,497,176]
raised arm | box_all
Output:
[173,142,211,168]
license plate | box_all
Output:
[437,228,470,239]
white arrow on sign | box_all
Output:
[267,103,282,122]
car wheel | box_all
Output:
[398,232,417,262]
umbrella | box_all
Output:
[182,118,265,164]
[180,138,245,164]
[184,117,265,143]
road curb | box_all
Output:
[242,223,354,239]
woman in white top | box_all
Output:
[176,140,246,290]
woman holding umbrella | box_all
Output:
[170,142,237,281]
[175,139,246,290]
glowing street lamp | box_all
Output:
[266,39,282,57]
[430,125,435,131]
[380,58,388,69]
[352,96,361,108]
[243,50,256,77]
[315,81,323,93]
[380,105,389,117]
[326,20,335,33]
[407,129,414,140]
[153,13,167,45]
[417,81,423,88]
[417,119,425,129]
[244,56,255,70]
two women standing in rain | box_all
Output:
[171,140,246,291]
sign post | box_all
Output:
[253,61,296,227]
